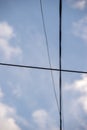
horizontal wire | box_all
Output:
[62,69,87,74]
[0,62,59,71]
[0,62,87,74]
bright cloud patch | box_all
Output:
[33,109,48,128]
[66,74,87,94]
[0,22,14,39]
[73,75,87,93]
[65,74,87,113]
[68,0,86,10]
[0,87,21,130]
[64,75,87,129]
[78,96,87,112]
[70,75,87,113]
[0,22,22,61]
[73,16,87,42]
[0,88,4,98]
[32,109,58,130]
[0,103,21,130]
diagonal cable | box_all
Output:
[39,0,60,119]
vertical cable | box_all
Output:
[59,0,62,130]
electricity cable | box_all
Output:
[0,62,87,74]
[39,0,60,119]
[59,0,63,129]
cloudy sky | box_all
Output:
[0,0,87,130]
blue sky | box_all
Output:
[0,0,87,130]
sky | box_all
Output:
[0,0,87,130]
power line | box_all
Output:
[39,0,60,122]
[0,62,87,74]
[59,0,65,130]
[0,62,59,71]
[59,0,63,129]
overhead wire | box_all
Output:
[0,62,87,74]
[59,0,65,129]
[59,0,63,129]
[39,0,60,123]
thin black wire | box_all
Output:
[0,62,87,74]
[39,0,60,121]
[59,0,65,130]
[0,62,59,71]
[59,0,63,129]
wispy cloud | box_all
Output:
[65,74,87,93]
[0,85,29,130]
[0,102,21,130]
[0,22,14,39]
[0,22,22,61]
[64,74,87,129]
[67,74,87,113]
[73,75,87,93]
[67,0,86,10]
[32,109,58,130]
[0,87,4,98]
[78,96,87,112]
[0,86,21,130]
[73,16,87,42]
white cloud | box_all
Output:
[73,75,87,94]
[65,74,87,112]
[0,22,22,61]
[67,0,86,10]
[73,16,87,42]
[64,75,87,129]
[0,38,22,60]
[65,74,87,93]
[32,109,48,128]
[73,0,86,10]
[32,109,58,130]
[0,88,4,98]
[78,96,87,112]
[67,75,87,94]
[70,75,87,113]
[0,22,14,39]
[0,103,21,130]
[0,88,29,129]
